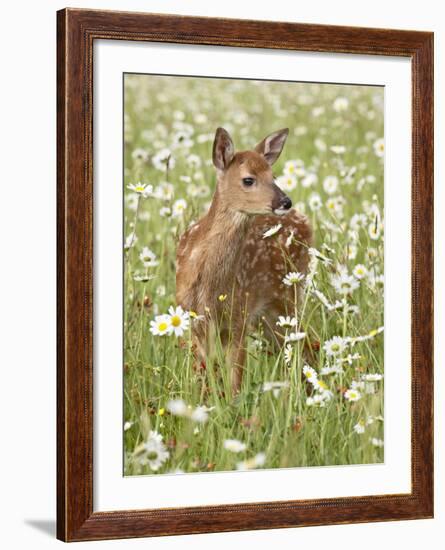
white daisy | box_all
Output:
[276,174,297,192]
[350,213,368,230]
[159,206,172,217]
[167,306,190,337]
[371,438,384,447]
[284,159,305,177]
[154,182,175,201]
[124,232,137,250]
[353,421,366,434]
[330,145,346,154]
[362,373,383,382]
[223,439,247,453]
[276,315,298,328]
[131,148,149,162]
[262,381,289,398]
[323,175,339,195]
[190,406,210,423]
[283,271,305,286]
[302,173,318,188]
[152,148,175,171]
[353,264,368,279]
[236,453,266,471]
[303,365,318,383]
[127,182,153,197]
[344,388,362,402]
[373,137,384,158]
[285,332,306,344]
[186,153,202,169]
[284,344,293,365]
[331,272,360,295]
[262,223,282,239]
[323,336,347,357]
[333,97,349,112]
[150,314,171,336]
[368,221,382,240]
[139,246,159,267]
[166,399,188,417]
[308,192,322,211]
[172,198,188,218]
[134,431,169,471]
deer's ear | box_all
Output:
[212,127,235,171]
[255,128,289,165]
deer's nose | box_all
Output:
[281,196,292,210]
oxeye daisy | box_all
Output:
[353,420,366,434]
[285,332,306,344]
[302,173,318,188]
[166,399,188,416]
[331,272,360,295]
[368,221,382,240]
[127,182,153,196]
[150,314,171,336]
[223,439,247,453]
[133,431,169,471]
[362,373,383,382]
[373,137,384,158]
[323,336,347,357]
[236,453,266,471]
[308,192,322,211]
[323,175,339,195]
[344,388,362,402]
[284,344,293,365]
[262,381,289,397]
[167,306,190,337]
[276,174,297,192]
[330,145,346,154]
[284,159,305,177]
[276,315,298,328]
[190,406,209,423]
[172,198,187,218]
[154,182,175,201]
[333,96,349,112]
[139,246,159,267]
[131,148,149,162]
[353,264,368,279]
[303,365,318,383]
[283,271,305,286]
[262,223,282,239]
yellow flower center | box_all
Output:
[331,343,340,351]
[171,316,181,327]
[158,322,168,332]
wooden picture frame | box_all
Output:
[57,8,434,542]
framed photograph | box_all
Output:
[57,8,434,542]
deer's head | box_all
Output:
[212,127,292,216]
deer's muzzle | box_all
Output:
[272,185,292,215]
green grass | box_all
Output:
[123,74,384,475]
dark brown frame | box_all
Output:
[57,8,434,542]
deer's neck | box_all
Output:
[194,192,250,306]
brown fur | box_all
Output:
[176,128,312,394]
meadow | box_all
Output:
[123,74,384,475]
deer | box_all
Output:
[176,127,313,395]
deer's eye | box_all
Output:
[242,177,255,187]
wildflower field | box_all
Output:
[123,74,385,475]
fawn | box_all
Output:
[176,127,312,394]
